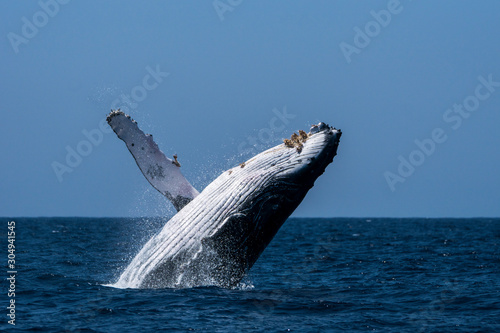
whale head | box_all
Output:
[265,122,342,187]
[222,122,342,201]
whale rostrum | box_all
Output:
[107,110,341,288]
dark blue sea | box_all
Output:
[1,217,499,332]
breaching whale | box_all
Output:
[107,110,341,288]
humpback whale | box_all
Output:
[107,110,341,288]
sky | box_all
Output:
[1,1,499,218]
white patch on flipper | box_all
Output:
[107,110,199,211]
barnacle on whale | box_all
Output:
[283,139,294,148]
[172,154,181,167]
[284,130,309,152]
[298,130,308,142]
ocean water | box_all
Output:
[1,217,499,332]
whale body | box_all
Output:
[107,111,341,288]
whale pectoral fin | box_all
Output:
[107,110,199,211]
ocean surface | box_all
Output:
[0,217,499,332]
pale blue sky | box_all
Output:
[1,1,499,217]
